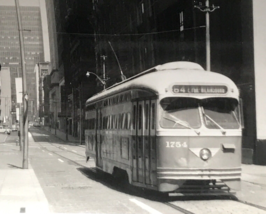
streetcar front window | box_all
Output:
[201,98,240,129]
[160,98,201,129]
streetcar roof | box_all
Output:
[86,61,239,105]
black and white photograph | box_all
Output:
[0,0,266,213]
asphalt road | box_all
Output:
[28,128,180,214]
[12,127,265,214]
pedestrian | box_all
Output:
[17,130,20,146]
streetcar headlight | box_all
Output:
[200,148,212,161]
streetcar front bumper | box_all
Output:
[157,167,241,192]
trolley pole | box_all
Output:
[15,0,29,169]
[194,0,219,71]
[205,0,210,71]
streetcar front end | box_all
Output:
[156,83,242,194]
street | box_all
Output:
[1,128,266,214]
[28,128,179,214]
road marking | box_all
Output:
[129,198,162,214]
[72,150,77,152]
[58,159,64,163]
[63,147,67,149]
[48,153,53,156]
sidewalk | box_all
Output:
[236,164,266,209]
[0,133,50,214]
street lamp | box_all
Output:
[86,71,106,89]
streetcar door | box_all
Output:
[95,109,103,168]
[132,100,156,185]
[132,101,145,183]
[145,100,157,186]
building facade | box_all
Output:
[88,0,263,165]
[0,67,12,126]
[47,0,266,164]
[0,0,49,123]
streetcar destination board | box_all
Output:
[172,85,227,94]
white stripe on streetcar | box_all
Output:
[58,159,64,163]
[129,198,162,214]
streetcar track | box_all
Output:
[236,199,266,212]
[165,199,266,214]
[35,141,87,168]
[36,139,86,158]
[165,202,195,214]
[32,133,266,213]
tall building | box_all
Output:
[0,0,50,122]
[0,67,12,126]
[52,0,266,164]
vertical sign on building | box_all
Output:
[15,77,22,121]
[34,64,40,120]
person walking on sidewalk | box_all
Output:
[17,130,20,146]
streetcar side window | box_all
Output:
[133,105,136,130]
[145,103,149,130]
[102,116,105,129]
[235,98,244,128]
[118,113,122,129]
[124,113,128,129]
[113,115,116,129]
[138,105,142,129]
[127,112,131,130]
[107,115,111,129]
[151,103,155,130]
[121,113,124,129]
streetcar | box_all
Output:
[84,61,242,195]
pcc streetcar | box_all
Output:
[85,61,242,194]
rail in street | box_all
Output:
[21,127,266,214]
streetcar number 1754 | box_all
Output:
[166,141,188,148]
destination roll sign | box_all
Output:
[172,85,227,94]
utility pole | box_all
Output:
[15,0,29,169]
[194,0,219,71]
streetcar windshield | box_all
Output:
[201,98,240,129]
[160,98,201,129]
[160,97,240,130]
